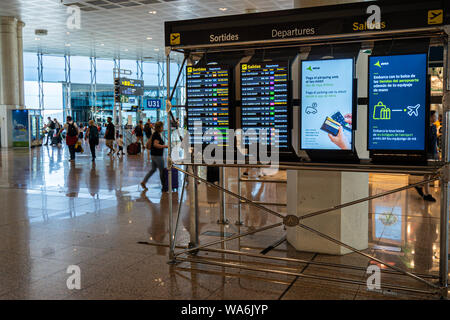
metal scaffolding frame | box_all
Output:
[89,56,97,119]
[64,55,71,118]
[37,52,44,111]
[164,26,450,298]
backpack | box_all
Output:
[67,123,78,137]
[135,125,143,136]
[90,126,99,142]
[49,121,56,130]
[144,123,152,137]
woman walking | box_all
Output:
[140,121,168,191]
[85,120,99,161]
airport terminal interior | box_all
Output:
[0,0,449,301]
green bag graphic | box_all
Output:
[373,101,391,120]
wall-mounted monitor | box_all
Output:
[240,62,290,150]
[300,58,354,151]
[368,53,427,152]
[186,65,232,147]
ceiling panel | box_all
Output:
[0,0,294,61]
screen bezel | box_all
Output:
[239,60,293,153]
[367,53,429,154]
[299,57,356,152]
[185,63,235,149]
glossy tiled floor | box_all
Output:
[0,143,448,300]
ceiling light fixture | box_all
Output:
[148,10,157,14]
[34,37,40,41]
[100,43,104,46]
[154,48,159,51]
[124,48,128,51]
[65,43,71,47]
[219,7,227,11]
[146,37,152,40]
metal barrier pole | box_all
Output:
[190,165,199,248]
[217,166,229,224]
[166,49,175,262]
[236,167,243,225]
[439,34,449,298]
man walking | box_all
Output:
[105,117,116,156]
[45,117,56,145]
[58,116,79,162]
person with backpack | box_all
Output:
[58,116,79,162]
[104,117,116,156]
[45,117,56,145]
[134,120,144,148]
[85,120,99,161]
[144,119,153,140]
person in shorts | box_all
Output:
[117,134,125,156]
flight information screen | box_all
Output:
[241,62,289,149]
[186,65,231,147]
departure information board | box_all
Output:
[186,65,231,146]
[241,62,289,149]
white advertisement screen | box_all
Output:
[301,58,354,150]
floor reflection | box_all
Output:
[0,147,447,300]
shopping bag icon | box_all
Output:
[373,101,391,120]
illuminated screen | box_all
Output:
[240,62,289,149]
[368,53,427,151]
[301,58,354,150]
[186,65,230,147]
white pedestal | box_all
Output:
[286,170,369,255]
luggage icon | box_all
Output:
[373,101,391,120]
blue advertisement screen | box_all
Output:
[368,54,427,151]
[301,58,354,150]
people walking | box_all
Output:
[104,117,116,156]
[140,121,168,191]
[54,119,62,145]
[45,117,56,145]
[134,120,144,148]
[85,120,99,161]
[58,116,79,162]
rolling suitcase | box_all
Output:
[162,168,178,192]
[127,142,141,155]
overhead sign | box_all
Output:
[300,59,354,151]
[146,99,162,109]
[368,53,427,151]
[165,0,446,47]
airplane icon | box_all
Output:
[407,104,420,117]
[430,11,442,20]
[374,61,381,68]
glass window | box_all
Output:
[70,56,91,84]
[24,81,39,108]
[119,59,137,78]
[97,59,114,84]
[23,52,38,81]
[144,62,159,86]
[44,83,63,110]
[43,55,65,82]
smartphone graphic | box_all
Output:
[331,111,352,132]
[320,117,341,136]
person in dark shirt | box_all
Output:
[104,117,116,156]
[134,120,144,147]
[140,121,168,191]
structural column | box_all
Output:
[0,16,25,148]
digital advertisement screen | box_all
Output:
[368,54,427,151]
[186,65,230,147]
[241,62,289,149]
[301,58,354,150]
